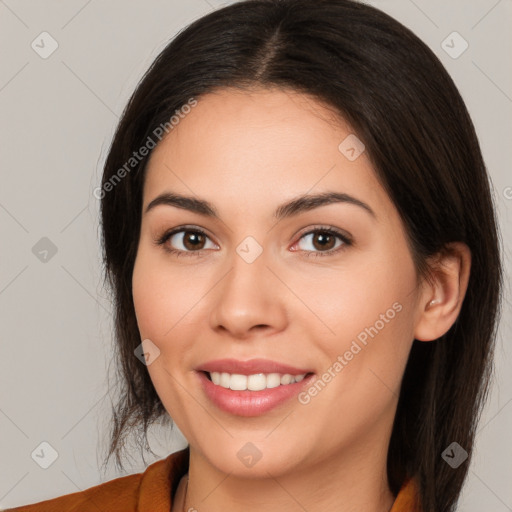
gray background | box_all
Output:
[0,0,511,509]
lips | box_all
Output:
[196,358,314,376]
[196,369,316,416]
[194,358,316,416]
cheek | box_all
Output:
[131,249,201,417]
[132,246,205,342]
[302,238,418,388]
[303,253,416,346]
[298,261,417,439]
[132,250,166,339]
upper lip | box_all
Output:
[197,358,314,376]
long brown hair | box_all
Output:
[98,1,503,510]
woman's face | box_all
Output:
[132,86,426,477]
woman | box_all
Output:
[6,0,502,511]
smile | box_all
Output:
[196,370,315,417]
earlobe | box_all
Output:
[414,242,471,342]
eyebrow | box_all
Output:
[144,191,376,220]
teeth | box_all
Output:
[208,372,307,390]
[280,374,293,385]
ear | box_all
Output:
[414,242,471,342]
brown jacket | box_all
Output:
[4,446,421,511]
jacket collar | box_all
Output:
[137,445,189,511]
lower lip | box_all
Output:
[196,371,315,417]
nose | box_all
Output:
[209,247,288,340]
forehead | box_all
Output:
[142,87,388,219]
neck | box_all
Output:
[181,441,395,512]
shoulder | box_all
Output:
[2,449,187,512]
[2,471,143,512]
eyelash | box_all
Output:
[155,225,353,259]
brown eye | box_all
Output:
[294,228,351,257]
[158,227,218,255]
[181,230,207,250]
[311,231,337,251]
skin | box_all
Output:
[132,86,471,512]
